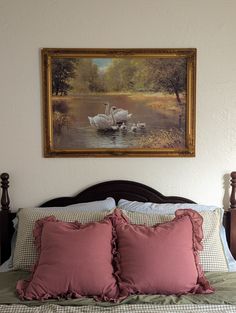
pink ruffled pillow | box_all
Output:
[16,216,118,301]
[112,208,214,297]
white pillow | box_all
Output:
[61,197,116,211]
[118,199,236,272]
[118,200,218,214]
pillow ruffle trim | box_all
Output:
[175,209,214,294]
[16,216,119,302]
[110,208,214,299]
[16,216,57,300]
[106,209,132,300]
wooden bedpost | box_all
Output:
[1,173,10,211]
[0,172,13,264]
[229,172,236,259]
[230,172,236,209]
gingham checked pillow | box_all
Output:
[13,208,110,271]
[122,208,228,272]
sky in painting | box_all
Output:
[92,58,112,72]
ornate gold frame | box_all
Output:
[42,48,196,157]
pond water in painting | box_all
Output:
[52,93,186,150]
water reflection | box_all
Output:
[55,124,147,149]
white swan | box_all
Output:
[120,122,127,131]
[88,106,116,130]
[137,121,146,129]
[131,123,137,132]
[88,103,110,126]
[88,115,109,129]
[110,106,132,124]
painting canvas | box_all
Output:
[42,48,196,157]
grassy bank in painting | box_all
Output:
[51,92,185,150]
[139,129,185,149]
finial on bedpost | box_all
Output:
[230,172,236,210]
[0,173,10,211]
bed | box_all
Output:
[1,172,236,313]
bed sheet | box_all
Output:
[1,304,236,313]
[1,271,236,312]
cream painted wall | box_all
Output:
[0,0,236,209]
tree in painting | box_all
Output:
[144,59,186,105]
[72,59,103,93]
[52,59,77,96]
[104,59,137,92]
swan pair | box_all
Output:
[88,103,132,130]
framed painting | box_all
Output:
[42,48,196,157]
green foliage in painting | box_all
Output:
[52,58,77,96]
[73,59,103,93]
[104,59,137,92]
[144,59,187,104]
[52,57,187,104]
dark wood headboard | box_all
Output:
[1,172,236,264]
[40,180,196,207]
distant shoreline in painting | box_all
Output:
[42,49,196,157]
